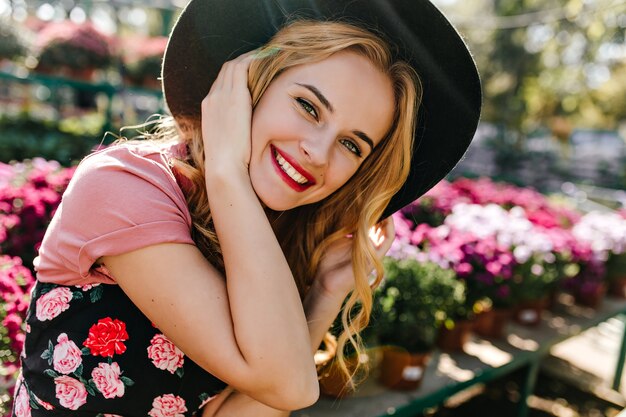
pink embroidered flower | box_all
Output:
[147,334,184,374]
[54,375,87,410]
[53,333,82,375]
[83,317,129,357]
[91,362,125,399]
[35,287,72,321]
[75,283,100,291]
[14,383,32,417]
[148,394,187,417]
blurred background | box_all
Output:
[0,1,625,416]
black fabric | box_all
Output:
[14,281,226,417]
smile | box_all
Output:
[271,145,316,192]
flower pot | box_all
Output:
[474,308,511,339]
[608,276,626,298]
[575,282,607,309]
[378,347,431,391]
[436,319,473,352]
[513,297,549,326]
[318,356,362,398]
[67,67,96,81]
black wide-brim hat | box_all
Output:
[162,0,482,218]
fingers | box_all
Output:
[209,49,258,94]
[369,217,396,258]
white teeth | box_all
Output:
[275,152,309,185]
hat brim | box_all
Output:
[162,0,482,218]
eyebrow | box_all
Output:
[296,82,375,151]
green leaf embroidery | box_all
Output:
[43,369,59,379]
[41,340,54,365]
[90,286,104,303]
[199,392,210,402]
[81,347,91,356]
[74,364,84,378]
[120,376,135,386]
[72,291,84,301]
[175,367,184,378]
[28,397,40,410]
[85,380,96,397]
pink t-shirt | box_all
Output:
[35,142,195,285]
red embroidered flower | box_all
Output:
[83,318,129,357]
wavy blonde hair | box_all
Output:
[152,19,420,388]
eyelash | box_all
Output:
[296,97,318,119]
[295,97,363,158]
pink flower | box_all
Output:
[53,333,82,374]
[54,375,87,410]
[35,287,72,321]
[148,394,187,417]
[91,362,125,399]
[147,334,184,374]
[75,283,100,291]
[14,383,32,417]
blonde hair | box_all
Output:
[155,19,420,389]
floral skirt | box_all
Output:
[12,281,227,417]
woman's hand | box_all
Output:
[314,217,396,297]
[201,50,257,182]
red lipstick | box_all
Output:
[270,145,316,192]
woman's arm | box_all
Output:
[102,53,317,411]
[201,275,351,417]
[202,220,396,417]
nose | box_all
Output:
[300,132,332,168]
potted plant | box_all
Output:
[606,253,626,297]
[0,20,26,64]
[0,255,35,416]
[573,211,626,300]
[372,256,464,390]
[121,36,168,89]
[509,252,561,325]
[35,21,113,79]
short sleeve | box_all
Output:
[36,144,195,285]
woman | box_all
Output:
[13,0,481,416]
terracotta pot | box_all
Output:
[318,356,361,398]
[608,276,626,298]
[474,308,511,339]
[436,319,473,351]
[378,347,431,391]
[67,67,96,81]
[513,297,549,326]
[575,283,607,309]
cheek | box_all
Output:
[325,159,360,191]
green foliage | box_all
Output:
[511,255,561,302]
[606,253,626,282]
[445,0,626,131]
[0,115,111,165]
[0,20,26,60]
[372,258,465,353]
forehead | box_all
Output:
[272,51,395,146]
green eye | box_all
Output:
[296,98,318,119]
[340,139,362,157]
